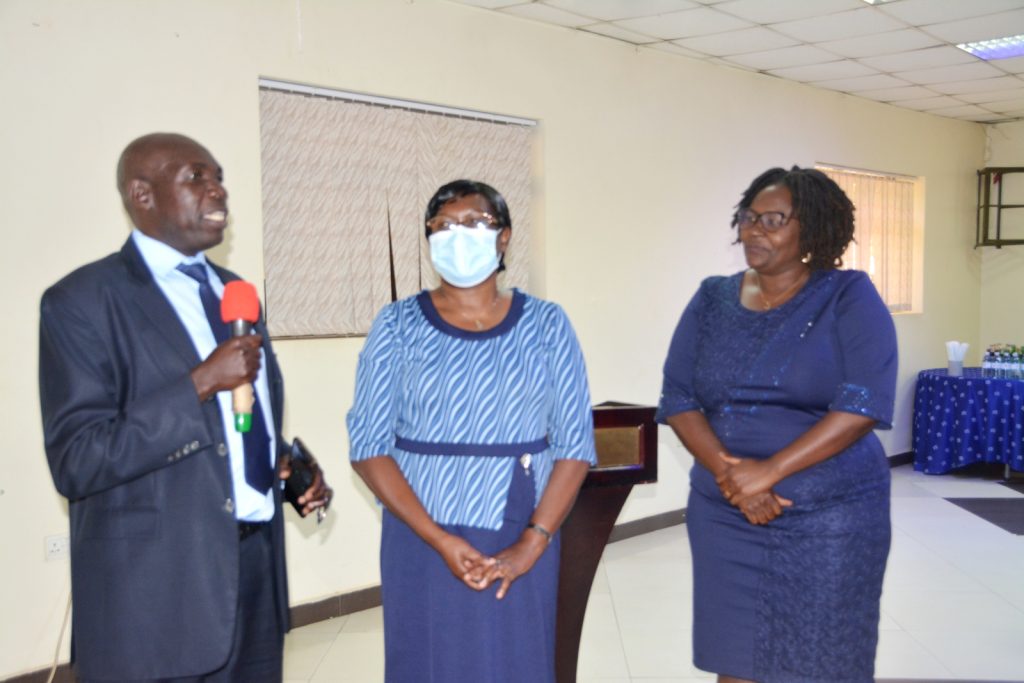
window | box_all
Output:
[258,80,536,338]
[817,165,923,313]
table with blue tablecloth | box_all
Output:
[913,368,1024,474]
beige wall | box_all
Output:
[0,0,985,676]
[981,121,1024,347]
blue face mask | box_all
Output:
[428,225,501,288]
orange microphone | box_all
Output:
[221,281,261,433]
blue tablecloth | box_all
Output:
[913,368,1024,474]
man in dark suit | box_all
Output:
[39,132,330,682]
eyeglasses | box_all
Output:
[426,213,500,232]
[735,209,794,232]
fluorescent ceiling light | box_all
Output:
[861,0,897,5]
[958,34,1024,60]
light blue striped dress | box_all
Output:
[347,288,596,683]
[347,288,597,528]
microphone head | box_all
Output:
[221,281,260,323]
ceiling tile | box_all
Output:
[543,0,698,22]
[581,22,661,43]
[962,113,1015,122]
[876,0,1024,26]
[771,7,904,43]
[930,75,1024,95]
[980,96,1024,111]
[724,45,840,71]
[988,55,1024,75]
[448,0,526,8]
[714,0,862,25]
[816,29,942,59]
[855,85,940,101]
[894,61,1005,85]
[895,95,967,111]
[959,89,1024,104]
[706,56,759,71]
[769,60,877,83]
[926,103,995,118]
[500,3,593,26]
[859,46,977,73]
[813,73,911,93]
[923,9,1024,44]
[647,42,710,59]
[615,7,752,39]
[673,26,798,57]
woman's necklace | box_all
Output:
[753,269,809,311]
[445,290,503,330]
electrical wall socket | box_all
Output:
[45,534,69,561]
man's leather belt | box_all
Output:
[238,521,269,541]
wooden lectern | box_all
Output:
[555,402,658,683]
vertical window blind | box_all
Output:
[819,166,917,313]
[259,83,536,337]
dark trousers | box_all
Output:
[81,523,283,683]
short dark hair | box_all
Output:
[732,166,855,270]
[424,179,512,271]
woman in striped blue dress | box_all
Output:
[347,180,597,683]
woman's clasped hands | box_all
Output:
[715,453,793,525]
[436,530,547,599]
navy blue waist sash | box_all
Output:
[394,436,549,458]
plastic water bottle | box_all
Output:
[982,352,994,377]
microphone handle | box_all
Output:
[229,319,256,432]
[232,384,255,432]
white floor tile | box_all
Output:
[911,627,1024,679]
[605,558,692,600]
[618,623,703,678]
[875,629,954,678]
[339,605,382,633]
[602,526,690,562]
[589,560,611,595]
[882,533,987,592]
[911,474,1024,499]
[882,588,1024,633]
[889,474,934,498]
[578,592,631,679]
[990,579,1024,613]
[877,609,901,631]
[309,631,384,682]
[282,629,336,681]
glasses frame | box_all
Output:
[735,209,795,232]
[425,213,501,233]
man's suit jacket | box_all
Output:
[39,238,290,680]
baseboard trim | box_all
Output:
[608,507,686,543]
[888,451,914,467]
[290,584,382,628]
[3,509,688,682]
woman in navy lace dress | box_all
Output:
[658,167,897,682]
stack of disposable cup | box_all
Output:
[946,341,968,376]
